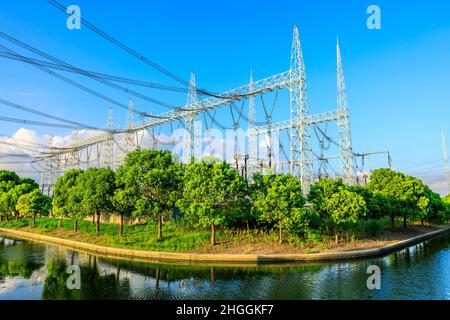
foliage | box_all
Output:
[323,188,367,226]
[178,160,249,244]
[1,161,449,249]
[16,189,52,225]
[308,178,345,218]
[254,174,306,242]
[80,167,116,234]
[53,169,86,228]
[116,149,183,239]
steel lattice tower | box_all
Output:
[442,129,450,193]
[68,130,80,169]
[39,136,58,195]
[289,25,313,194]
[248,70,257,180]
[183,72,199,163]
[124,98,137,154]
[101,107,114,167]
[337,38,355,185]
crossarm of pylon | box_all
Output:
[249,110,338,136]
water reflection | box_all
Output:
[0,232,449,300]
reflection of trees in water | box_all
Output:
[42,256,132,300]
[0,240,44,279]
[90,259,326,300]
[0,259,42,278]
[0,237,25,247]
[2,232,450,299]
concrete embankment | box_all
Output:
[1,226,449,265]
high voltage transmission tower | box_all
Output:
[101,107,115,167]
[124,98,137,156]
[247,70,257,180]
[183,72,200,163]
[33,25,391,195]
[336,38,356,185]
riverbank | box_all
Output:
[1,222,449,264]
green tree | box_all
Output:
[0,172,37,222]
[367,168,425,228]
[116,149,183,240]
[308,178,345,218]
[420,187,449,224]
[0,192,10,223]
[178,161,248,245]
[111,188,134,236]
[323,188,367,243]
[16,189,52,227]
[81,167,116,235]
[349,185,390,220]
[53,169,85,231]
[0,170,20,193]
[7,182,39,219]
[443,193,450,205]
[254,174,306,244]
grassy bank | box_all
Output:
[0,217,445,254]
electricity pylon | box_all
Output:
[124,98,137,155]
[337,38,356,185]
[183,72,200,163]
[101,107,114,167]
[289,25,313,194]
[247,70,257,180]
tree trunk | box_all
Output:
[157,215,162,240]
[279,223,283,244]
[5,213,9,223]
[33,214,36,227]
[120,214,124,236]
[155,268,160,290]
[391,214,395,228]
[0,213,2,223]
[335,226,339,244]
[211,223,216,246]
[96,213,101,235]
[15,212,19,220]
[74,220,78,232]
[403,213,407,228]
[92,214,95,225]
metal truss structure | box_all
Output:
[35,25,386,195]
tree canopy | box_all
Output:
[16,189,52,227]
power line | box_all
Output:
[0,115,82,129]
[46,0,265,101]
[0,132,58,150]
[0,139,42,153]
[0,33,175,112]
[0,151,34,158]
[0,97,107,131]
[0,50,188,93]
[0,43,132,113]
[397,159,443,171]
[47,0,190,87]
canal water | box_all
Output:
[0,232,449,300]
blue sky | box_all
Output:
[0,0,449,193]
